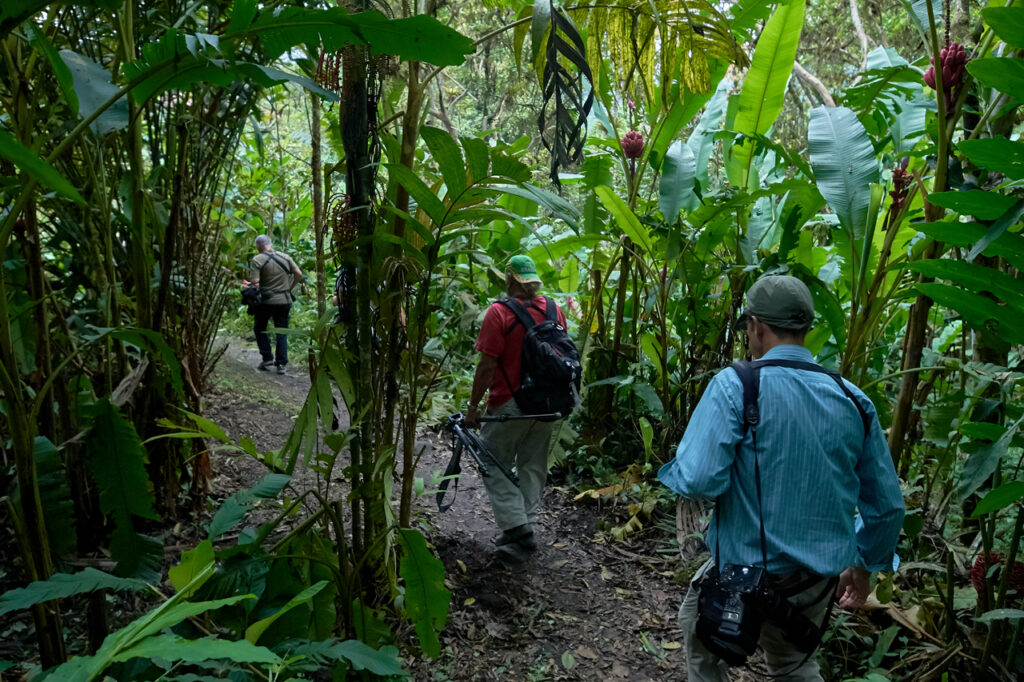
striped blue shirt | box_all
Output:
[658,345,904,576]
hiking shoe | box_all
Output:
[496,524,536,551]
[276,365,286,375]
[257,360,274,371]
[494,542,529,565]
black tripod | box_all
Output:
[435,411,561,512]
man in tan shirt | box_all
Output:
[249,235,303,374]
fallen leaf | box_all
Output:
[464,597,476,606]
[611,661,630,678]
[561,651,575,669]
[457,559,467,574]
[661,640,681,650]
[601,565,614,581]
[575,645,599,660]
[551,559,570,568]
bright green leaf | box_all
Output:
[927,190,1018,220]
[169,541,214,598]
[112,634,281,665]
[967,58,1024,101]
[983,7,1024,48]
[958,138,1024,180]
[594,185,652,253]
[0,568,145,618]
[245,580,328,644]
[727,0,805,187]
[972,481,1024,518]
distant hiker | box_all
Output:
[466,255,580,563]
[658,275,904,680]
[249,235,303,375]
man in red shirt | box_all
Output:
[466,255,567,562]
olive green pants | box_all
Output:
[479,399,555,531]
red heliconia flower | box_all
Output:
[621,130,644,159]
[889,158,912,213]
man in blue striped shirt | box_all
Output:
[659,275,904,680]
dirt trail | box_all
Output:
[206,335,690,681]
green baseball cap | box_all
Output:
[736,275,815,331]
[508,254,542,284]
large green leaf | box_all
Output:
[59,50,129,136]
[916,282,1024,345]
[421,126,467,199]
[726,0,805,188]
[966,199,1024,262]
[245,580,328,644]
[86,399,161,580]
[958,415,1024,500]
[168,540,214,599]
[0,128,84,204]
[972,481,1024,518]
[905,259,1024,315]
[22,437,76,558]
[908,0,943,36]
[232,7,474,65]
[112,634,280,665]
[967,58,1024,101]
[0,568,145,618]
[915,221,1024,270]
[386,164,446,226]
[594,185,652,253]
[957,138,1024,180]
[808,106,879,240]
[284,639,406,676]
[983,6,1024,48]
[927,190,1019,220]
[658,141,698,221]
[206,473,291,541]
[688,78,730,186]
[398,528,449,659]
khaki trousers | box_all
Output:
[479,399,555,530]
[679,559,833,681]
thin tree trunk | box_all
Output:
[312,92,326,318]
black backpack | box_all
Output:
[497,296,582,421]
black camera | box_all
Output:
[696,564,824,666]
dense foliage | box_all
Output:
[1,0,1023,679]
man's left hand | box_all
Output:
[836,566,870,609]
[465,406,481,429]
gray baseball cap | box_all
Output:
[736,275,815,331]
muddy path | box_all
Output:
[206,334,690,680]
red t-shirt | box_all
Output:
[475,296,568,408]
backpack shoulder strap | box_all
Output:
[541,296,557,323]
[729,361,761,435]
[264,251,294,274]
[752,359,871,436]
[497,297,538,332]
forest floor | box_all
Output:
[205,334,695,680]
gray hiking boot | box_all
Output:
[494,542,530,565]
[258,360,274,371]
[276,365,286,375]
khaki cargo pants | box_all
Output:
[479,399,556,531]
